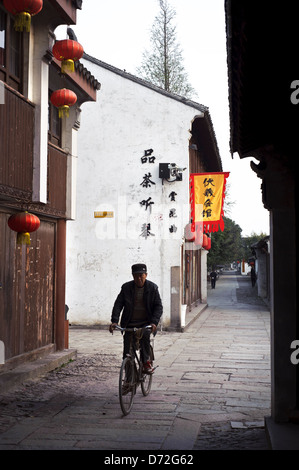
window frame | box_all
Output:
[0,6,23,93]
[48,91,62,148]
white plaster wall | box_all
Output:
[66,59,205,327]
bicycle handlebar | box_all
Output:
[114,325,152,333]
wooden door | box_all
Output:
[0,211,55,360]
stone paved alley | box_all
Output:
[0,272,271,451]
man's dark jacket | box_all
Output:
[111,280,163,328]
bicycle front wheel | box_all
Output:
[119,356,135,415]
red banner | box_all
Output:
[190,172,230,233]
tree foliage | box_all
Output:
[136,0,197,99]
[207,217,243,268]
[242,232,269,260]
[207,217,268,269]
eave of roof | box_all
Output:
[51,56,101,103]
[225,0,299,159]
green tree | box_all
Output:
[208,220,269,269]
[136,0,197,99]
[207,217,243,268]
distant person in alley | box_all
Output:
[210,269,217,289]
[109,264,163,374]
[251,266,257,287]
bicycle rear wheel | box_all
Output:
[141,345,153,396]
[119,356,135,415]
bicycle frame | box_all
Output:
[117,325,153,380]
[115,325,154,415]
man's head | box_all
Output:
[132,263,147,288]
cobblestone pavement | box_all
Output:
[194,421,269,450]
[0,272,271,451]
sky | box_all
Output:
[56,0,270,237]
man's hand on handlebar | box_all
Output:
[109,323,118,334]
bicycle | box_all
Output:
[114,325,157,415]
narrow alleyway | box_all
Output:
[193,271,270,449]
[0,271,271,451]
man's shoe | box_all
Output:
[143,361,154,375]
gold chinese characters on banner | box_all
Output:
[190,172,230,233]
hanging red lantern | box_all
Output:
[202,234,208,249]
[194,222,203,246]
[50,88,77,118]
[3,0,43,32]
[184,224,195,242]
[8,211,40,245]
[52,39,84,74]
[207,236,211,250]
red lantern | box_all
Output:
[52,39,84,74]
[194,222,203,246]
[202,234,208,249]
[8,211,40,245]
[3,0,43,32]
[184,224,195,242]
[207,236,211,250]
[50,89,77,118]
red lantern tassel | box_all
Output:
[14,12,32,32]
[17,231,31,245]
[58,105,70,118]
[61,59,75,74]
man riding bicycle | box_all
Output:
[109,264,163,374]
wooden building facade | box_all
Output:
[0,0,100,368]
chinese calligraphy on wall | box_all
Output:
[138,149,179,239]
